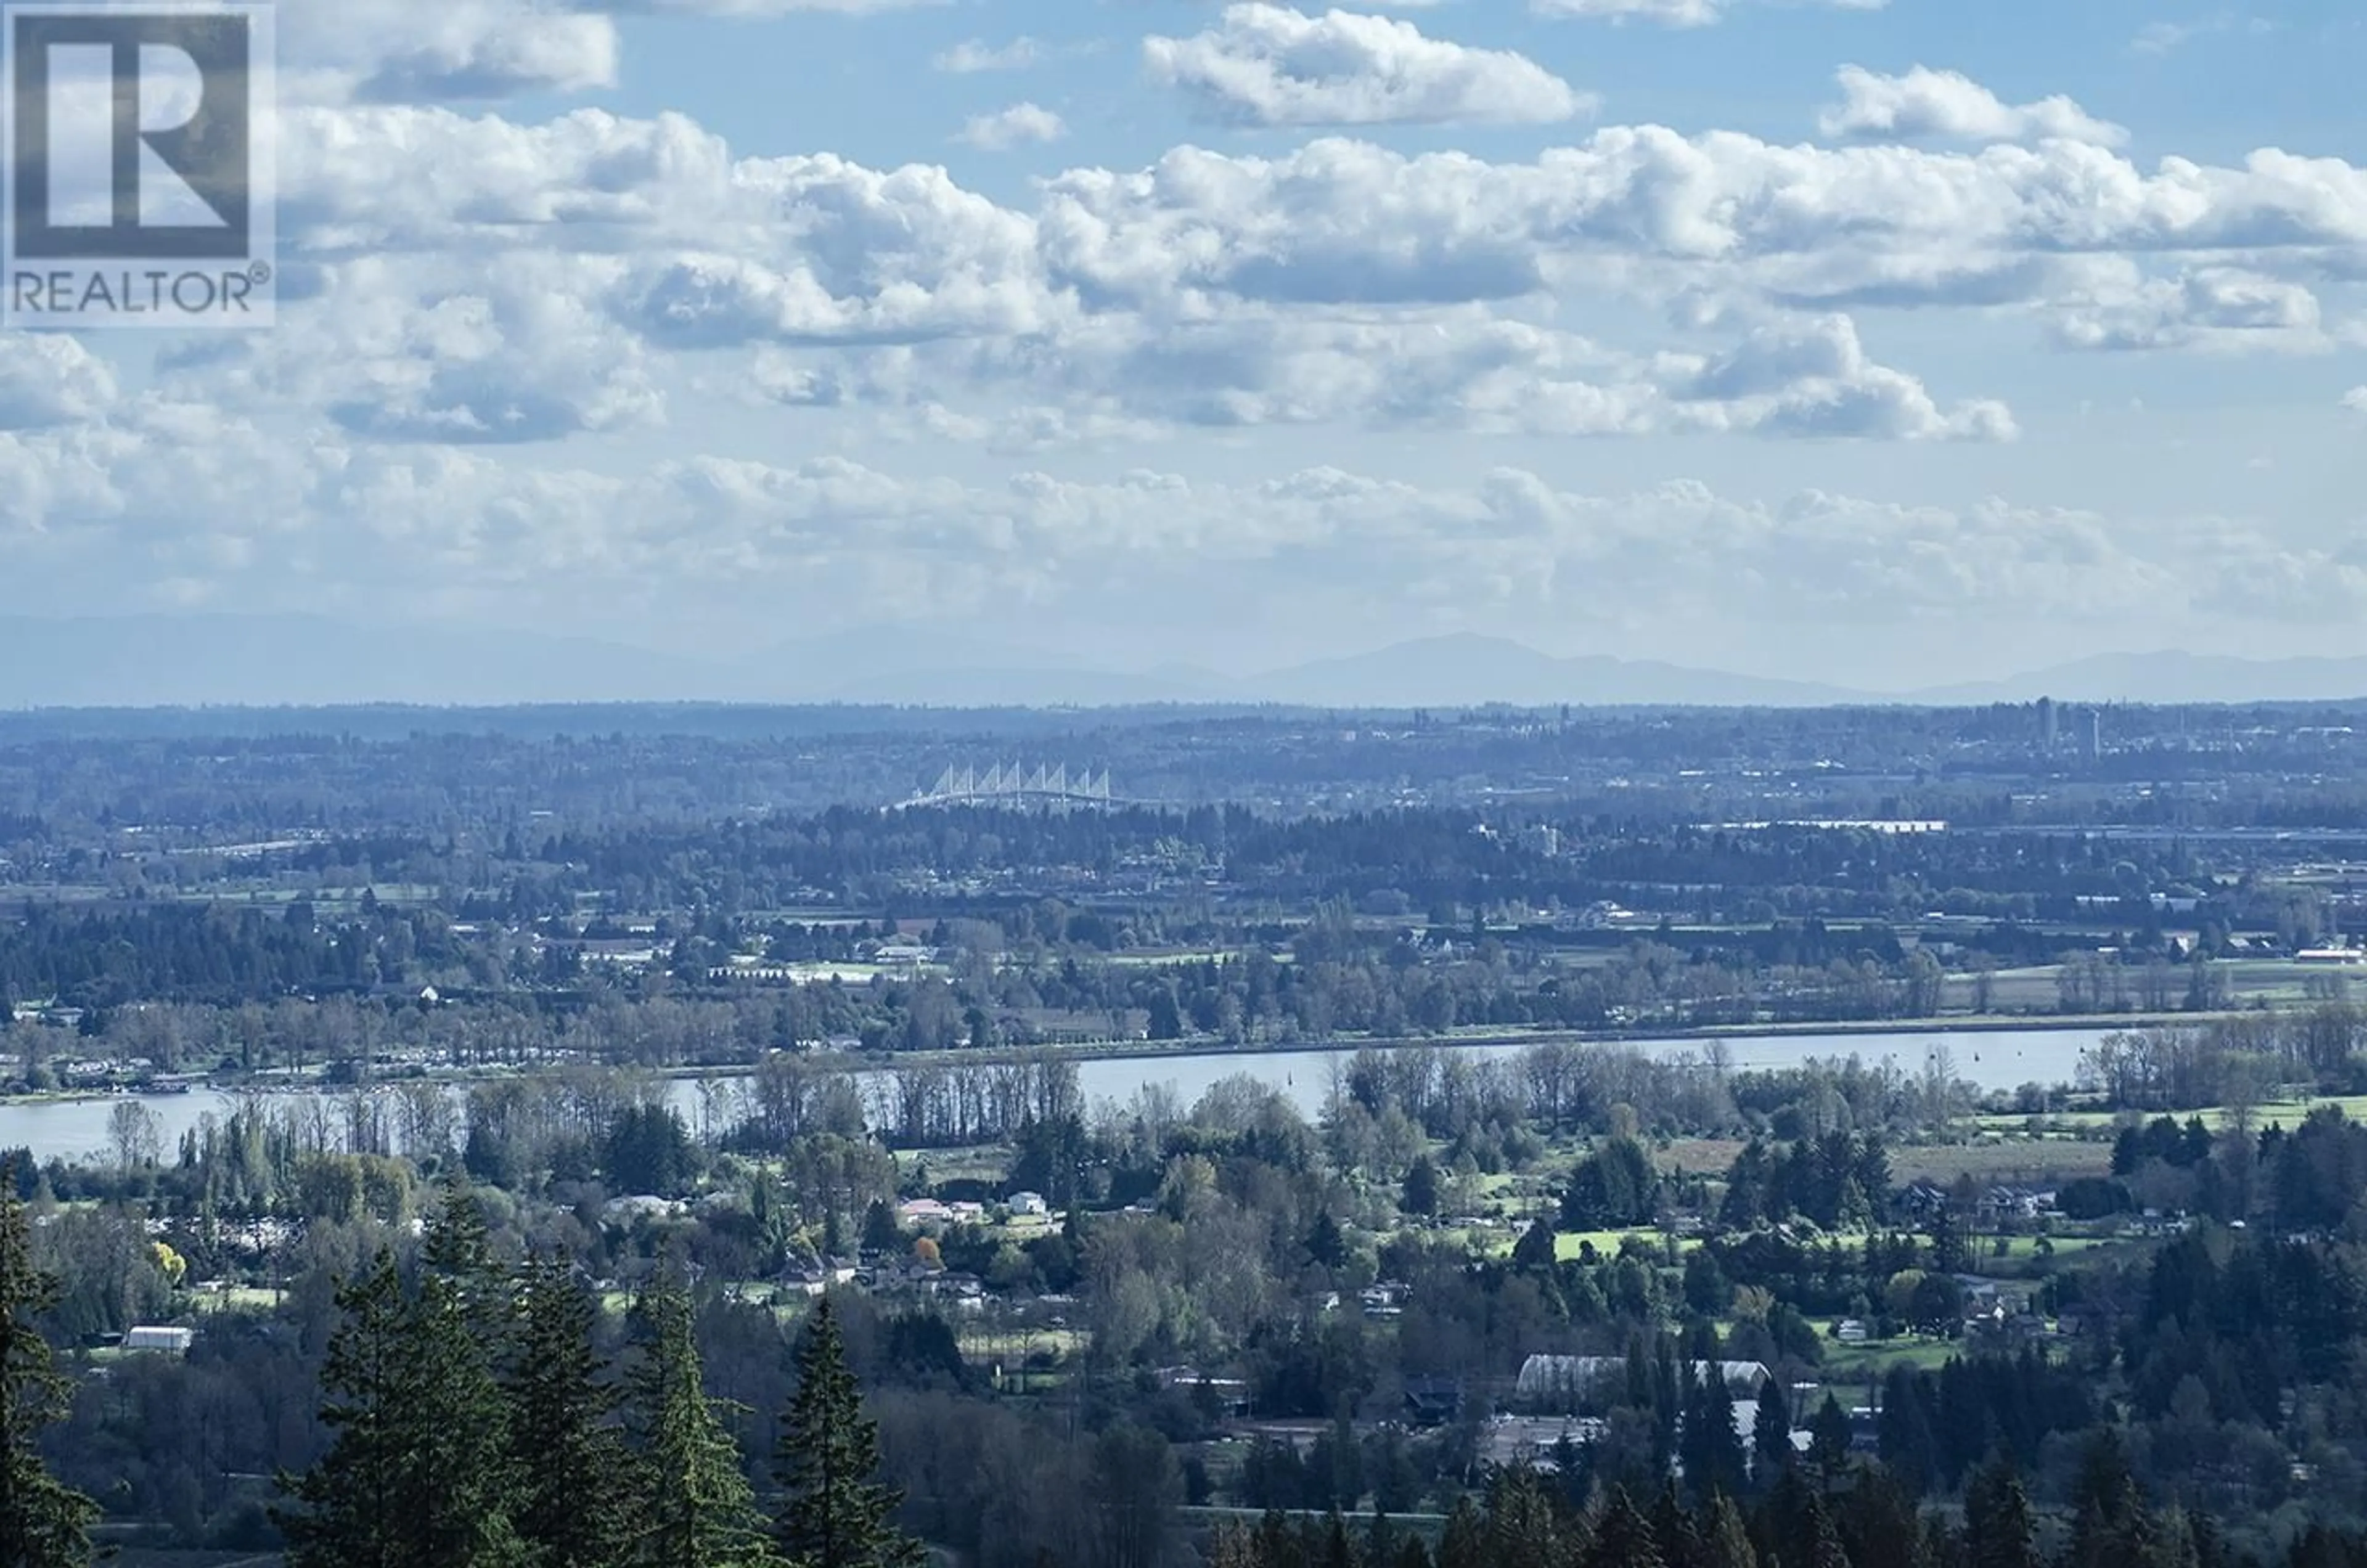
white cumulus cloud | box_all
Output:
[0,337,118,430]
[957,103,1068,150]
[1145,5,1588,126]
[1819,65,2127,146]
[2051,265,2327,353]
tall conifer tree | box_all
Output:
[280,1182,530,1568]
[1701,1492,1759,1568]
[1587,1488,1667,1568]
[278,1253,412,1568]
[774,1297,923,1568]
[628,1281,777,1568]
[1752,1378,1794,1483]
[508,1255,632,1568]
[1964,1460,2041,1568]
[407,1185,532,1568]
[0,1166,98,1568]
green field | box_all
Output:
[1888,1137,2114,1184]
[1553,1230,1699,1261]
[1979,1092,2367,1136]
[1819,1334,1963,1378]
[189,1286,281,1313]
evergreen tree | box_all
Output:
[1752,1377,1794,1482]
[1655,1481,1707,1568]
[280,1253,413,1568]
[279,1241,529,1568]
[1307,1212,1347,1270]
[1651,1338,1683,1474]
[1321,1511,1355,1568]
[1511,1218,1559,1274]
[1701,1492,1759,1568]
[1587,1487,1666,1568]
[412,1183,531,1568]
[1809,1395,1853,1484]
[1402,1155,1441,1218]
[1483,1467,1571,1568]
[1929,1204,1969,1276]
[1681,1366,1748,1502]
[507,1256,632,1568]
[423,1170,497,1280]
[1805,1490,1853,1568]
[2070,1431,2135,1525]
[1436,1498,1488,1568]
[1964,1460,2040,1568]
[1876,1367,1937,1494]
[1838,1469,1928,1568]
[628,1281,777,1568]
[1255,1508,1307,1568]
[0,1165,98,1567]
[2067,1474,2157,1568]
[607,1105,699,1198]
[774,1297,923,1568]
[1759,1461,1825,1568]
[1565,1137,1661,1228]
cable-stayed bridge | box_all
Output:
[893,763,1123,811]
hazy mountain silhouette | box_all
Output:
[1,616,2362,709]
[0,615,717,708]
[1251,634,1861,708]
[1913,650,2367,706]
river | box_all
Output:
[0,1026,2110,1163]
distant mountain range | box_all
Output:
[1911,651,2367,707]
[0,615,2362,710]
[1249,635,1864,709]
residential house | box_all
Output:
[1404,1376,1463,1428]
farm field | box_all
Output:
[1887,1137,2115,1184]
[1819,1334,1963,1380]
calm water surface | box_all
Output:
[0,1027,2109,1161]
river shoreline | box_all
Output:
[767,1007,2212,1080]
[0,1020,2168,1158]
[0,1008,2224,1108]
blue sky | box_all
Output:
[4,0,2365,691]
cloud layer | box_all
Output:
[5,402,2356,665]
[5,0,2360,685]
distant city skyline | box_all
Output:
[1,0,2362,692]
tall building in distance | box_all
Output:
[2037,696,2058,749]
